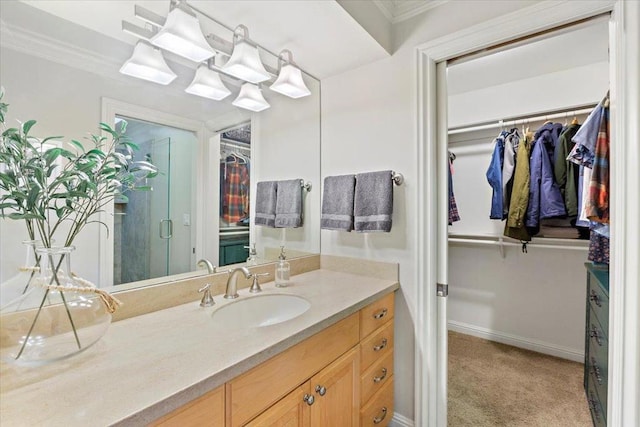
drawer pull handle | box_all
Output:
[373,407,388,424]
[588,393,601,422]
[315,385,327,396]
[590,325,603,346]
[303,394,315,406]
[590,357,603,384]
[589,290,602,307]
[373,338,388,352]
[373,308,388,320]
[373,367,388,383]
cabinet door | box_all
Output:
[150,385,224,427]
[246,382,311,427]
[310,347,359,427]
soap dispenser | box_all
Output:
[245,243,258,266]
[275,246,290,287]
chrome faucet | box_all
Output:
[224,266,252,299]
[197,259,217,274]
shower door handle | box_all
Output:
[159,219,173,239]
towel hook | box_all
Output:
[391,171,404,186]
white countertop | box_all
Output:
[0,268,398,426]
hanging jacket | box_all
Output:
[525,122,566,233]
[502,129,520,218]
[486,131,508,219]
[504,133,531,241]
[554,123,581,218]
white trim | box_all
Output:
[448,321,584,363]
[389,412,415,427]
[415,1,639,427]
[372,0,448,24]
[99,98,209,287]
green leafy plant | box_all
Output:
[0,88,157,250]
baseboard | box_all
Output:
[448,320,584,362]
[389,412,414,427]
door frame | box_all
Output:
[415,1,639,426]
[100,98,208,287]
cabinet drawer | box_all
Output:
[360,321,394,372]
[361,351,393,406]
[588,273,609,331]
[227,313,359,427]
[586,379,606,427]
[360,292,395,340]
[587,345,608,416]
[360,378,394,427]
[150,385,224,427]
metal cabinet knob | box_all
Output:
[373,338,388,352]
[589,325,603,346]
[303,394,315,406]
[590,357,603,384]
[589,290,602,307]
[373,407,388,424]
[315,385,326,396]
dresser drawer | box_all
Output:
[360,378,394,427]
[361,351,393,405]
[586,379,607,427]
[360,292,395,340]
[588,273,609,331]
[360,321,394,372]
[587,341,608,416]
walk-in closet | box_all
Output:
[445,17,611,426]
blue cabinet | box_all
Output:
[584,263,609,427]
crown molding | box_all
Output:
[373,0,448,24]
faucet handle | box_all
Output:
[249,273,270,293]
[198,284,215,307]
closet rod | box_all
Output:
[448,236,589,251]
[448,105,596,135]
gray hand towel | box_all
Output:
[275,179,303,228]
[255,181,277,227]
[321,175,355,231]
[354,170,393,232]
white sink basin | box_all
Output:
[211,294,310,328]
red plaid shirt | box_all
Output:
[222,162,250,223]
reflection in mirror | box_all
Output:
[0,1,320,292]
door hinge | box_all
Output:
[437,283,448,297]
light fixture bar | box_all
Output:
[122,21,156,41]
[134,5,166,28]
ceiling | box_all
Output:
[373,0,448,23]
[19,0,392,79]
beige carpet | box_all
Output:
[448,331,592,427]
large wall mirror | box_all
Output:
[0,1,321,292]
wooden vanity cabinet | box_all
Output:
[150,291,395,427]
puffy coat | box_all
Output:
[525,122,566,233]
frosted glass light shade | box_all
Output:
[222,40,270,84]
[270,64,311,98]
[232,83,270,112]
[119,41,177,85]
[150,6,215,62]
[185,64,231,101]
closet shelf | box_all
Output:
[448,233,588,257]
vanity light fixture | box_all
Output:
[270,50,311,99]
[232,83,270,112]
[185,60,232,100]
[221,25,271,84]
[119,40,177,85]
[150,1,215,63]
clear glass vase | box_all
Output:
[0,240,42,309]
[0,246,112,365]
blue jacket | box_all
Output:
[486,131,508,219]
[526,123,566,231]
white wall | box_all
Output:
[321,1,540,420]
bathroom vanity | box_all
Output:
[0,256,398,426]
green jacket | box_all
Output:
[504,133,532,241]
[554,123,581,217]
